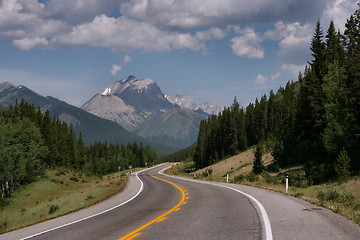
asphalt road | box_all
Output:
[2,163,360,240]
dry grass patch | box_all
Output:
[0,169,127,234]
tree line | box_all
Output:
[194,4,360,183]
[0,99,160,198]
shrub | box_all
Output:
[288,170,311,188]
[317,187,355,207]
[48,204,59,214]
[70,177,79,182]
[0,220,7,231]
[234,174,244,183]
[262,172,279,184]
[85,195,95,201]
[245,172,259,182]
[335,148,351,183]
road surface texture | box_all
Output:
[1,163,360,240]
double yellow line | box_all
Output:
[119,167,186,240]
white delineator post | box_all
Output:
[286,174,289,194]
[227,173,229,183]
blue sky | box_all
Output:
[0,0,358,107]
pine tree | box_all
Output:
[335,148,351,183]
[326,20,344,65]
[253,144,264,174]
[310,19,327,81]
[322,62,349,166]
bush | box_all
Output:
[266,162,280,172]
[85,194,95,201]
[0,220,7,231]
[48,204,59,214]
[202,168,213,177]
[245,172,259,182]
[234,174,244,183]
[70,177,79,182]
[288,170,311,188]
[262,172,279,184]
[317,187,355,207]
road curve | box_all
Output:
[2,163,360,240]
[1,164,264,240]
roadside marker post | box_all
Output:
[285,174,289,194]
[227,173,229,183]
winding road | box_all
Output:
[1,163,360,240]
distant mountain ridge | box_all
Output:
[82,75,177,131]
[165,93,222,115]
[0,82,177,156]
[133,108,207,149]
[81,75,221,149]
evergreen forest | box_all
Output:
[194,4,360,184]
[0,99,160,199]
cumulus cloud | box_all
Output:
[120,0,330,29]
[271,72,281,80]
[1,0,357,59]
[321,0,359,32]
[255,74,268,85]
[12,37,49,50]
[281,63,307,77]
[110,55,133,76]
[52,15,227,53]
[123,55,132,64]
[231,28,264,59]
[264,21,313,65]
[110,64,122,76]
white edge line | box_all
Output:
[158,165,273,240]
[20,164,165,240]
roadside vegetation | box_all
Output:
[0,99,160,199]
[193,5,360,186]
[167,147,360,226]
[0,169,128,234]
[0,100,161,234]
[178,5,360,224]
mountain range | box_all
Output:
[0,82,177,156]
[82,75,222,149]
[0,76,222,154]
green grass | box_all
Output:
[0,169,127,234]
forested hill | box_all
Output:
[194,4,360,184]
[0,100,160,199]
[0,83,178,155]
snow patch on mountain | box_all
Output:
[132,78,154,90]
[165,94,222,115]
[101,87,111,95]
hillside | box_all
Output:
[0,82,177,155]
[133,108,207,149]
[193,148,273,181]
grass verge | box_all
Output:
[167,158,360,226]
[0,169,127,234]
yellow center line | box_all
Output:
[118,165,186,240]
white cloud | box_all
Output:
[52,15,224,53]
[110,55,133,76]
[123,55,132,64]
[120,0,331,29]
[321,0,359,33]
[230,28,264,59]
[110,64,122,76]
[271,72,281,80]
[281,64,307,77]
[264,21,312,65]
[12,37,49,50]
[255,74,268,85]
